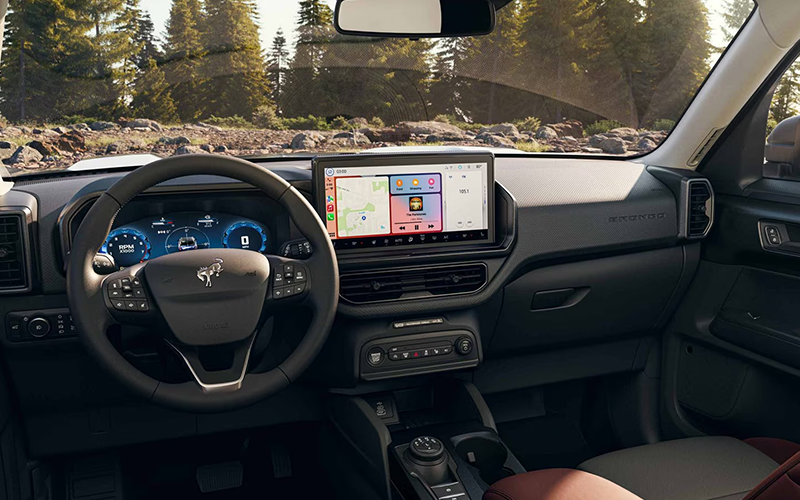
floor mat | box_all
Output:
[498,414,594,471]
[120,423,336,499]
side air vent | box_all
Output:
[340,263,487,304]
[0,213,30,292]
[686,179,713,238]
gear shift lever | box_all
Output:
[409,436,445,464]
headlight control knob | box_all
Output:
[456,336,473,355]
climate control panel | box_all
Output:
[360,330,479,381]
[6,308,78,342]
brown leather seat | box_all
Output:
[483,437,800,500]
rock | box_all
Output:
[123,119,162,131]
[18,126,32,134]
[637,137,657,151]
[32,128,44,135]
[562,136,578,143]
[56,131,86,153]
[90,121,117,131]
[173,145,207,155]
[333,131,371,145]
[361,128,411,142]
[609,127,638,139]
[599,137,627,155]
[581,147,604,154]
[476,133,515,148]
[105,143,120,154]
[51,126,69,134]
[26,140,58,156]
[69,123,91,132]
[396,121,465,141]
[0,148,14,162]
[157,136,190,146]
[535,126,558,141]
[0,142,12,150]
[547,120,583,138]
[8,145,43,164]
[291,132,324,150]
[128,138,148,150]
[479,123,521,140]
[0,127,22,137]
[589,135,610,147]
[200,144,213,152]
[347,117,369,128]
[196,122,223,131]
[214,145,228,153]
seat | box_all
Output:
[484,437,800,500]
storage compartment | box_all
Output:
[491,247,684,353]
[710,267,800,369]
[452,432,513,485]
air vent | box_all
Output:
[0,213,29,292]
[340,264,487,304]
[687,180,713,238]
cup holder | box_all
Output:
[453,434,514,485]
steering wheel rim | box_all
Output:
[67,154,339,413]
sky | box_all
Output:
[140,0,741,59]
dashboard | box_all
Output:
[99,212,270,269]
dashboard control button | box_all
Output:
[367,347,384,366]
[390,352,401,361]
[28,317,51,338]
[8,320,22,340]
[456,337,473,355]
[441,345,452,355]
[432,483,466,499]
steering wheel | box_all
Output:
[66,155,339,413]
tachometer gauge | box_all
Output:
[165,227,211,253]
[222,221,268,252]
[101,228,151,268]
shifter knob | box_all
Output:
[409,436,445,462]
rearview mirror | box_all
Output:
[334,0,496,38]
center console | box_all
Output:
[328,381,525,500]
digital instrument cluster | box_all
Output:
[99,212,270,269]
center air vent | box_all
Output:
[340,264,487,304]
[687,179,713,238]
[0,213,30,292]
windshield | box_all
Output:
[0,0,752,175]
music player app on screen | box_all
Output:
[323,163,489,248]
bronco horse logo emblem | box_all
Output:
[197,258,224,288]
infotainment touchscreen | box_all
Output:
[314,153,494,251]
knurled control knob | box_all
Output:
[456,336,473,355]
[28,317,51,338]
[410,436,445,462]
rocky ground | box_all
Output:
[0,117,667,174]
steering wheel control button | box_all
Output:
[112,300,126,311]
[457,337,473,355]
[410,436,445,462]
[28,317,51,338]
[367,347,385,366]
[271,262,309,300]
[108,279,122,291]
[137,301,150,312]
[273,288,284,299]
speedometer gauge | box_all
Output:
[102,228,151,268]
[223,221,268,252]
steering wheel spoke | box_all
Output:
[165,334,256,394]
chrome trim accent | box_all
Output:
[165,334,256,394]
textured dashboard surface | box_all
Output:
[8,156,679,316]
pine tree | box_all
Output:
[517,0,599,122]
[283,0,334,117]
[721,0,752,42]
[267,28,289,111]
[164,0,205,121]
[772,63,800,124]
[639,0,710,124]
[133,12,162,69]
[201,0,270,118]
[132,59,179,122]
